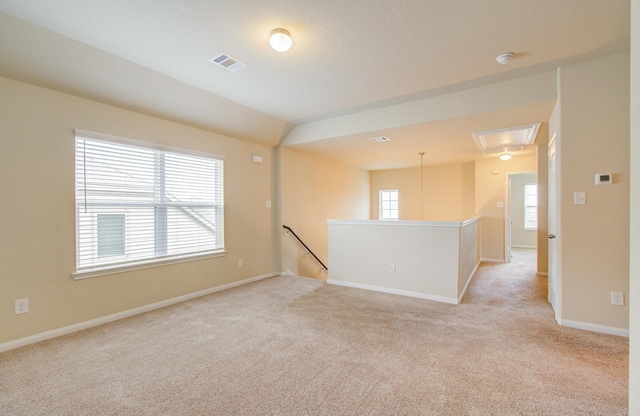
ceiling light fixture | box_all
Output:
[269,28,293,52]
[368,136,390,143]
[496,52,514,65]
[499,152,512,161]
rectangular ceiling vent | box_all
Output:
[472,123,540,153]
[368,136,390,143]
[209,53,246,72]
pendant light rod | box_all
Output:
[419,152,425,221]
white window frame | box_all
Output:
[73,129,226,279]
[524,183,537,230]
[379,189,399,220]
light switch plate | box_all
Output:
[574,192,586,205]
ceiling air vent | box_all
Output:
[209,53,246,72]
[368,136,390,143]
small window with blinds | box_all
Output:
[74,131,225,278]
[524,183,537,230]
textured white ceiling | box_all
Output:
[0,0,630,168]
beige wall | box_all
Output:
[510,173,537,248]
[630,0,639,410]
[474,155,537,261]
[0,77,275,344]
[370,163,475,221]
[372,156,540,263]
[279,147,369,278]
[558,52,630,330]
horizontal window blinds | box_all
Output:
[524,184,537,230]
[75,133,224,272]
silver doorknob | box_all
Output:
[548,234,556,239]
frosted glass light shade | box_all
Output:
[499,152,512,161]
[269,28,293,52]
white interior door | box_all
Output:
[548,134,560,322]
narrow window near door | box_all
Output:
[524,183,537,230]
[379,190,399,220]
[74,130,225,278]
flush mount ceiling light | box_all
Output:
[496,52,514,65]
[368,136,391,143]
[269,28,293,52]
[499,152,512,161]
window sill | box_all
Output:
[72,250,227,280]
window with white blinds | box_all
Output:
[74,131,225,277]
[524,183,537,230]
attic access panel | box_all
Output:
[472,123,540,155]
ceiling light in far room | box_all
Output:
[269,28,293,52]
[368,136,390,143]
[499,152,512,161]
[496,52,514,65]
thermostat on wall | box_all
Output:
[595,173,612,185]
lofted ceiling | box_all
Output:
[0,0,630,170]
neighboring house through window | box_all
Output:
[379,190,399,220]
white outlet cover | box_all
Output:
[611,292,624,306]
[15,298,29,314]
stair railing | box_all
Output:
[282,225,328,273]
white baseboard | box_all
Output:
[458,261,480,303]
[560,319,629,337]
[511,245,536,249]
[327,279,458,305]
[0,273,276,354]
[481,258,504,263]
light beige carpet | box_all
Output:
[0,249,628,415]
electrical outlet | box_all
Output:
[388,264,396,274]
[15,299,29,315]
[611,292,624,306]
[238,259,243,268]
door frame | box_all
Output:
[548,133,562,323]
[504,170,537,264]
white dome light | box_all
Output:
[269,28,293,52]
[499,152,512,161]
[496,52,514,65]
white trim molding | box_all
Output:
[560,319,629,337]
[327,217,481,228]
[458,261,481,303]
[327,279,459,305]
[0,273,276,354]
[481,258,505,263]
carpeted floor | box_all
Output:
[0,249,629,415]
